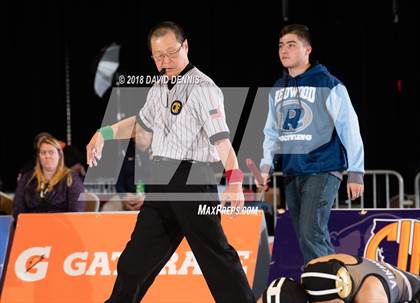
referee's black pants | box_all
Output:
[105,160,256,303]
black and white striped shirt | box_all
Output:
[137,64,229,162]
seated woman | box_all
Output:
[260,254,420,303]
[12,136,85,219]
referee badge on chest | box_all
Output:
[170,100,183,115]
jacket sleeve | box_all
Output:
[260,93,281,173]
[326,84,365,183]
[12,173,30,218]
[67,173,85,212]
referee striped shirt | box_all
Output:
[137,64,230,162]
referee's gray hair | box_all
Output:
[148,21,186,50]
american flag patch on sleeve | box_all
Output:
[209,108,223,119]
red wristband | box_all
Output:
[226,169,244,184]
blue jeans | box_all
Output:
[285,173,341,264]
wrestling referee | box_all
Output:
[86,21,255,303]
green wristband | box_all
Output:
[97,126,114,141]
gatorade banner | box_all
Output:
[1,212,263,303]
[269,209,420,282]
[0,216,13,284]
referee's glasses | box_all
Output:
[151,44,183,62]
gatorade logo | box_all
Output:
[364,219,419,275]
[15,246,51,282]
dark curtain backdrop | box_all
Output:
[1,1,419,192]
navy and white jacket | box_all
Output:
[260,64,364,182]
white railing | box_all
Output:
[82,170,414,227]
[242,170,411,228]
[83,178,116,194]
[333,170,408,209]
[267,170,410,210]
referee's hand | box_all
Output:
[220,183,245,218]
[86,132,104,167]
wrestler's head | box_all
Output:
[301,259,352,303]
[261,277,309,303]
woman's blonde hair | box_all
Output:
[30,136,72,193]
